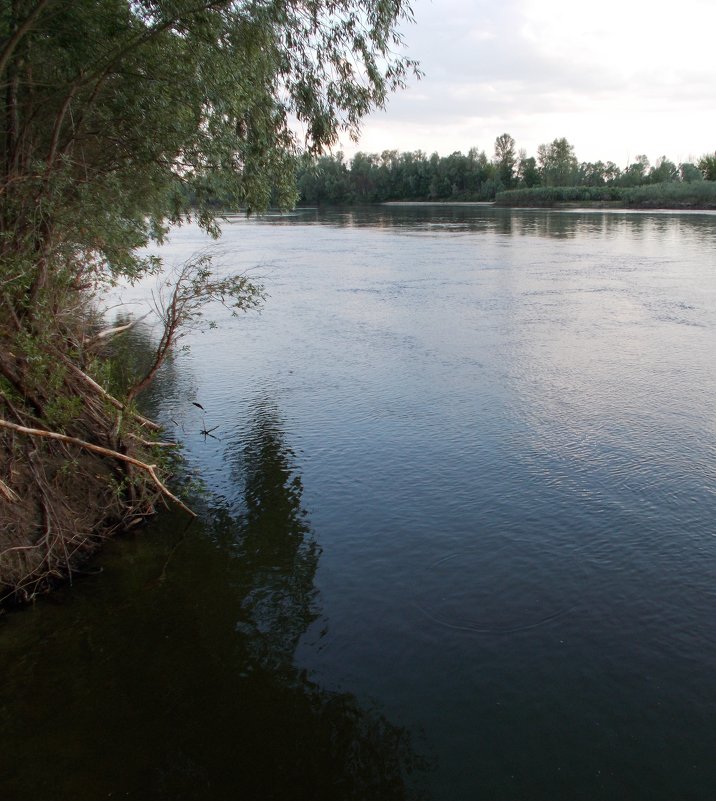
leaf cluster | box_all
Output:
[1,0,419,293]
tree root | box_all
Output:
[0,418,195,518]
[58,356,161,431]
[0,479,18,502]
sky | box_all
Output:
[337,0,716,168]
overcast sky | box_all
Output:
[338,0,716,167]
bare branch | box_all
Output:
[89,311,151,343]
[125,432,177,448]
[58,356,161,431]
[126,252,264,403]
[0,479,19,502]
[0,418,195,518]
[0,0,53,80]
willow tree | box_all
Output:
[0,0,418,601]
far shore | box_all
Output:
[381,200,716,212]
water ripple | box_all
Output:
[415,539,580,635]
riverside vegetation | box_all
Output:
[0,0,419,606]
[295,135,716,207]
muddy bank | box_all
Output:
[0,320,186,608]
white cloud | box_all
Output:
[338,0,716,166]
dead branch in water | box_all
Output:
[0,418,195,518]
[126,253,264,404]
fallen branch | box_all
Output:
[125,432,178,448]
[88,311,151,343]
[0,418,195,518]
[58,356,161,430]
[0,479,19,502]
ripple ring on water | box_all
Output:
[414,541,578,635]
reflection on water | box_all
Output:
[226,398,320,667]
[1,384,427,800]
[3,205,716,801]
[261,203,716,244]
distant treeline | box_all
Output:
[296,135,716,207]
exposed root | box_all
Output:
[0,478,18,502]
[0,339,190,606]
[0,418,195,518]
[58,356,161,431]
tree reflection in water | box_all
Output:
[227,399,321,670]
[0,386,429,801]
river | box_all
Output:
[2,205,716,800]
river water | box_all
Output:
[2,205,716,800]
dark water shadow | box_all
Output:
[0,387,430,801]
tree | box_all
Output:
[679,163,703,183]
[698,153,716,181]
[578,161,607,186]
[0,0,419,599]
[464,147,491,196]
[516,151,540,187]
[494,133,516,189]
[398,150,430,198]
[649,156,678,184]
[537,137,578,186]
[620,155,650,186]
[1,0,419,299]
[350,152,379,202]
[603,161,621,185]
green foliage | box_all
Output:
[649,156,678,184]
[495,181,716,209]
[495,185,623,207]
[298,136,716,208]
[0,0,420,298]
[621,181,716,208]
[494,133,517,189]
[297,147,501,204]
[0,0,420,437]
[537,138,579,187]
[619,155,650,187]
[517,154,540,187]
[578,160,620,187]
[44,394,83,430]
[680,163,703,183]
[297,152,353,204]
[698,153,716,180]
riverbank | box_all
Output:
[494,182,716,209]
[338,187,716,212]
[0,313,188,609]
[0,410,178,608]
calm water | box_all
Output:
[3,206,716,800]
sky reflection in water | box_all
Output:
[3,206,716,801]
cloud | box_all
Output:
[339,0,716,165]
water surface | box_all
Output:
[3,206,716,800]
